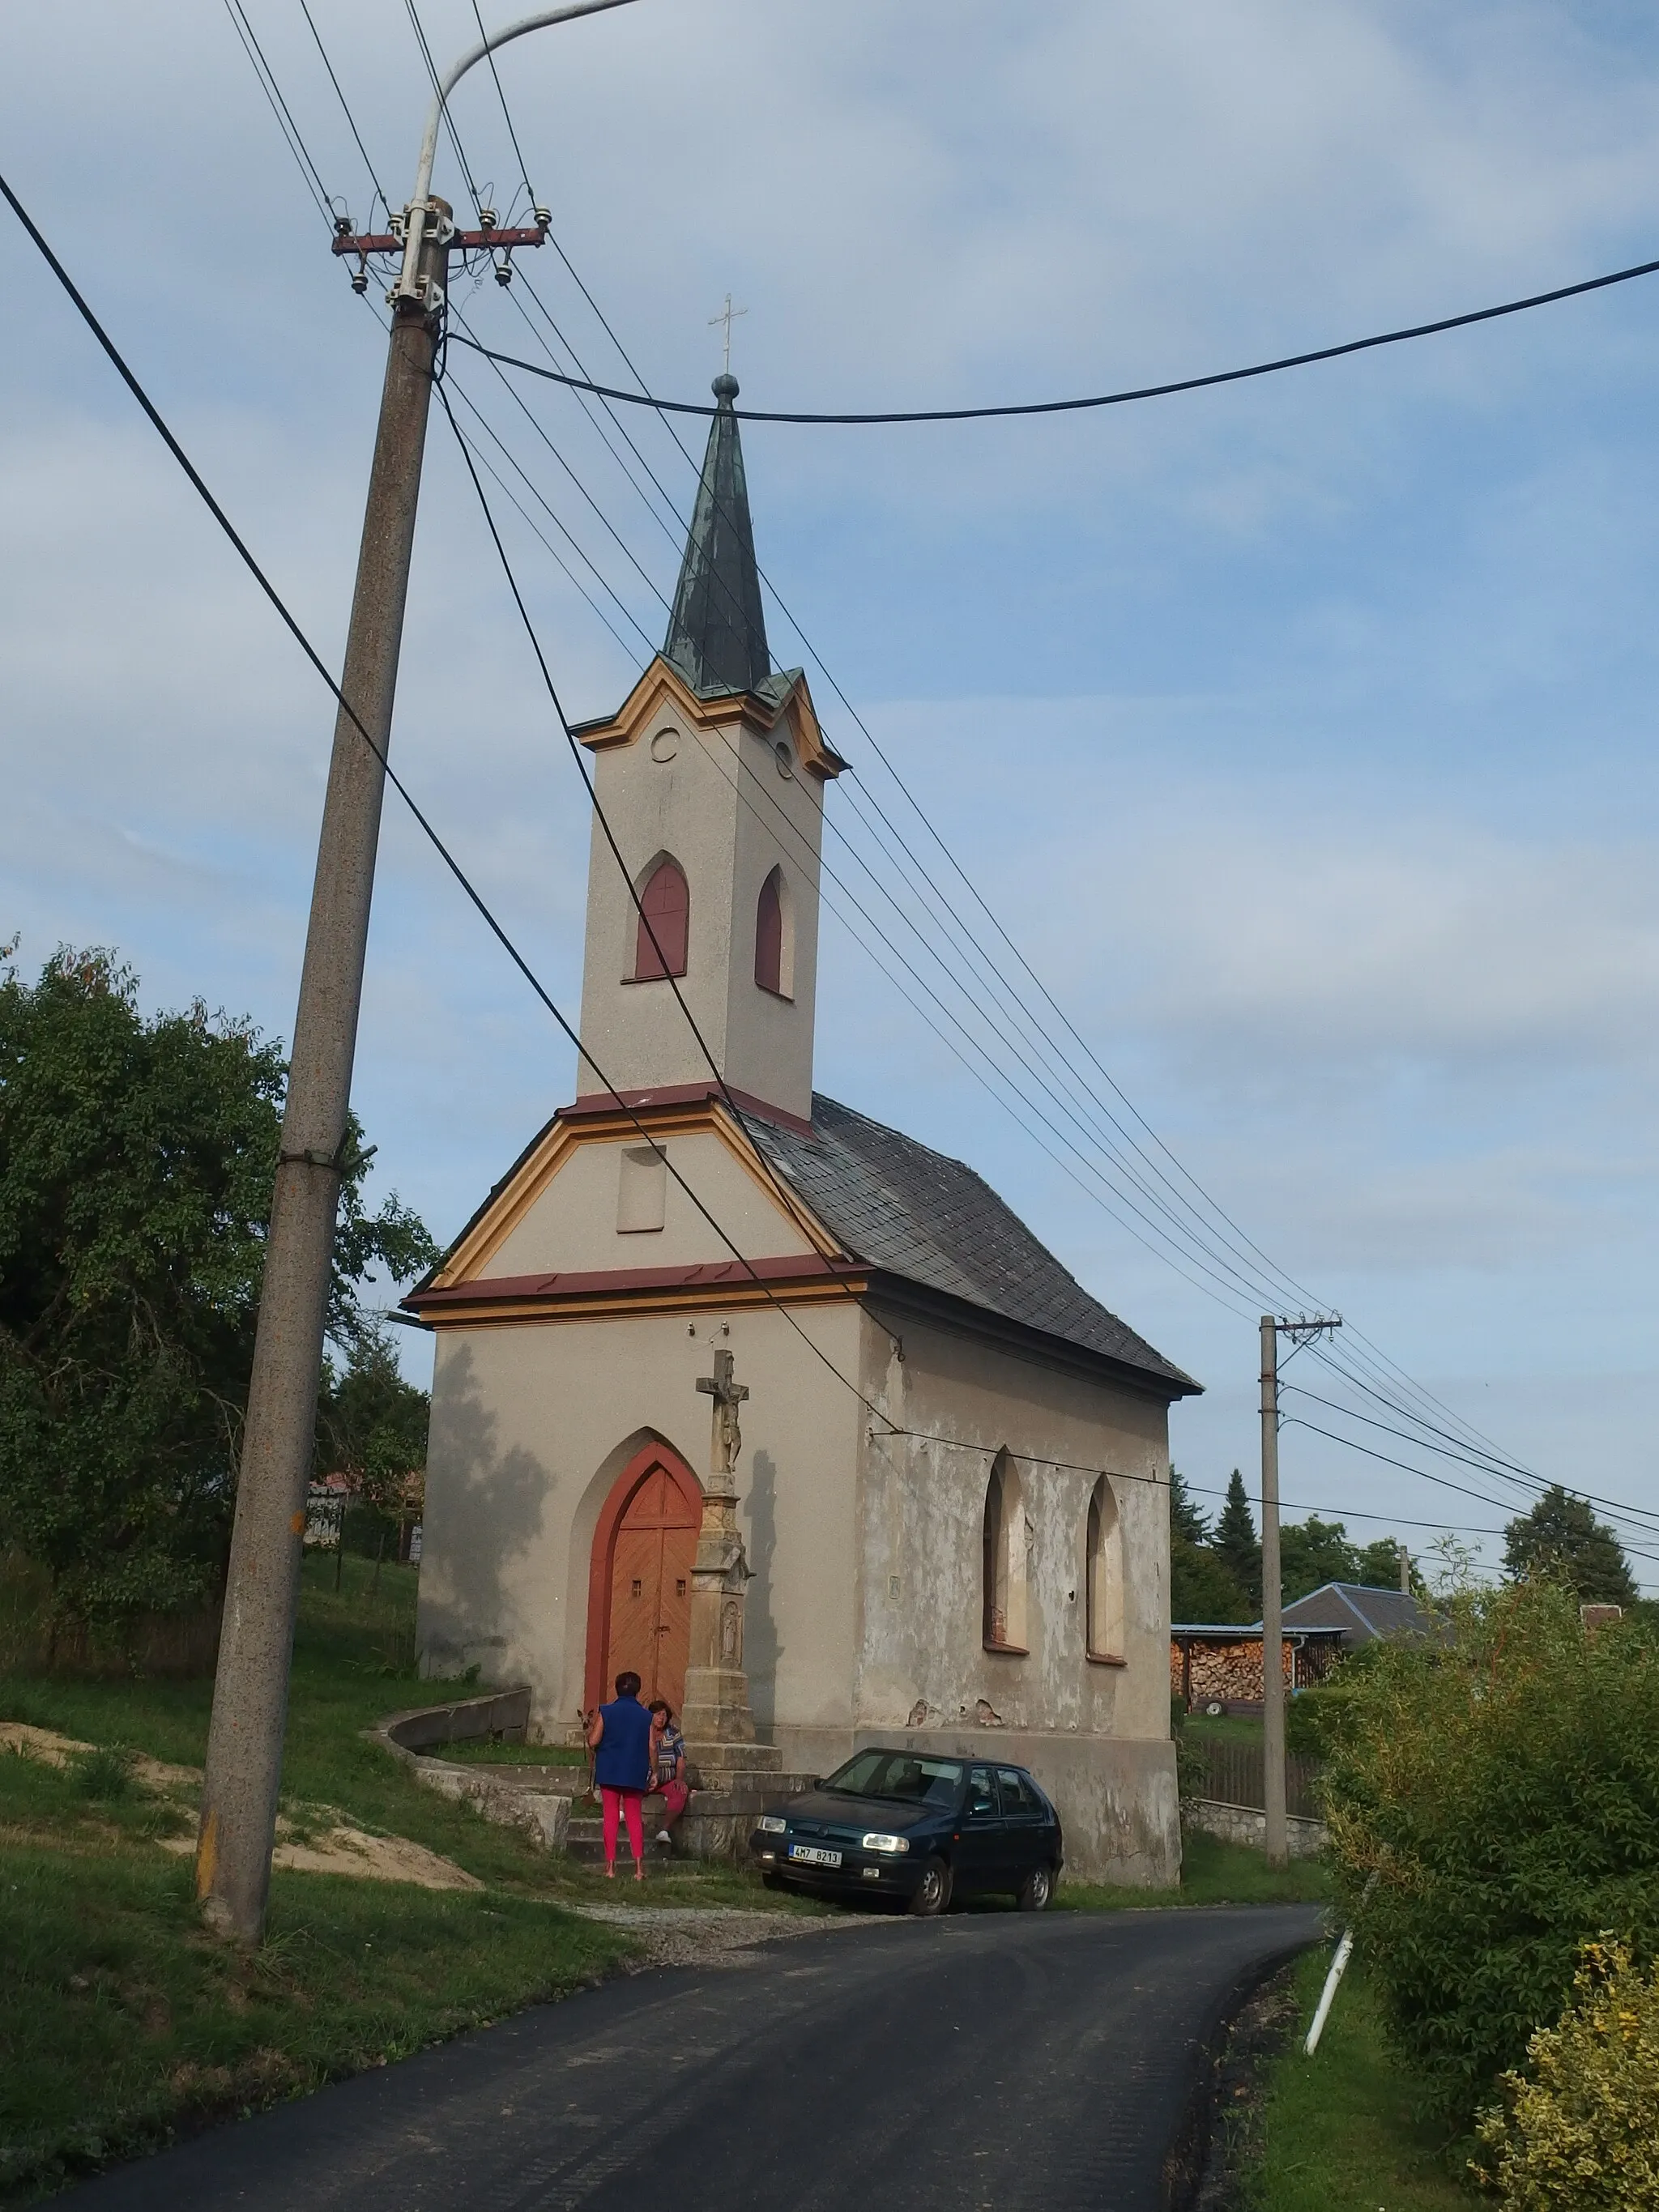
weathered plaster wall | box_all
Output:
[416,1300,864,1736]
[574,700,825,1119]
[781,1302,1182,1886]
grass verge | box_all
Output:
[1247,1949,1475,2209]
[1061,1827,1331,1912]
[0,1554,807,2201]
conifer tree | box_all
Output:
[1212,1469,1262,1613]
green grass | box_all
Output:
[0,1553,812,2201]
[1247,1950,1475,2210]
[432,1738,586,1767]
[1061,1827,1332,1913]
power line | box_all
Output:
[450,247,1659,1544]
[450,246,1659,424]
[1283,1418,1659,1570]
[296,0,390,221]
[221,0,335,226]
[0,166,905,1442]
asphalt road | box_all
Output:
[69,1903,1322,2212]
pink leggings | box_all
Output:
[601,1786,645,1865]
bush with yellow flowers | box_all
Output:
[1475,1938,1659,2209]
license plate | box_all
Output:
[788,1843,842,1867]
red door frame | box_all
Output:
[583,1442,703,1715]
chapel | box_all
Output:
[407,373,1201,1884]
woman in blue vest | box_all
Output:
[585,1671,653,1879]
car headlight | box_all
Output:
[757,1814,788,1835]
[860,1831,910,1855]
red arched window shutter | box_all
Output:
[754,867,784,995]
[635,859,689,979]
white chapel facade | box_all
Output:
[408,374,1199,1884]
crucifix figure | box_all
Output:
[709,292,747,375]
[680,1345,776,1771]
[697,1346,748,1493]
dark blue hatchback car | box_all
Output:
[749,1748,1063,1916]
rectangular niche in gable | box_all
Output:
[616,1143,667,1234]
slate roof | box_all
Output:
[740,1093,1198,1396]
[663,373,772,698]
[1281,1582,1433,1644]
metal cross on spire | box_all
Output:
[709,292,747,373]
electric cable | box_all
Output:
[468,0,538,224]
[297,0,391,222]
[0,165,906,1438]
[1282,1418,1659,1569]
[221,0,336,225]
[452,247,1659,423]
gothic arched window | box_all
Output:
[754,865,791,998]
[982,1450,1029,1652]
[634,856,689,980]
[1086,1476,1125,1662]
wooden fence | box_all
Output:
[1191,1738,1322,1822]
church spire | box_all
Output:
[663,373,771,698]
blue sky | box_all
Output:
[6,1,1659,1586]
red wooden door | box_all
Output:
[603,1461,699,1712]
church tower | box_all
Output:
[572,373,843,1127]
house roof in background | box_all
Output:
[742,1093,1200,1396]
[1282,1582,1433,1643]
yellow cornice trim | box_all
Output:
[577,658,843,781]
[431,1095,842,1289]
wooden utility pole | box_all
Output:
[1260,1312,1341,1871]
[193,0,636,1949]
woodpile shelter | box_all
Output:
[406,374,1201,1885]
[1170,1624,1346,1714]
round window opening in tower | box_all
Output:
[773,738,795,779]
[649,727,679,764]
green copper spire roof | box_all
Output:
[663,373,771,697]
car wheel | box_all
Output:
[906,1856,953,1917]
[1017,1864,1054,1912]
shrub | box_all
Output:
[1320,1579,1659,2126]
[1475,1939,1659,2209]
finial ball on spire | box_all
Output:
[712,372,739,403]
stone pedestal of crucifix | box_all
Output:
[681,1349,779,1775]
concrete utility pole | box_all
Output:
[194,0,640,1948]
[1398,1541,1411,1594]
[1260,1312,1341,1872]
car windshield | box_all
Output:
[819,1752,963,1806]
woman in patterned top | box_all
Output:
[647,1699,689,1848]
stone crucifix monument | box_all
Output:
[681,1349,779,1775]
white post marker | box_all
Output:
[1303,1928,1354,2056]
[1304,1869,1379,2056]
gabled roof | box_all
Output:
[741,1093,1199,1397]
[1282,1582,1433,1643]
[663,372,770,698]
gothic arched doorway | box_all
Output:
[583,1443,702,1716]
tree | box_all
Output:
[1503,1484,1637,1609]
[1279,1514,1361,1601]
[1321,1581,1659,2127]
[1356,1536,1411,1592]
[0,946,437,1633]
[1171,1531,1252,1625]
[1211,1469,1262,1613]
[315,1319,430,1584]
[1169,1465,1209,1545]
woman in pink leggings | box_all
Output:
[586,1670,653,1880]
